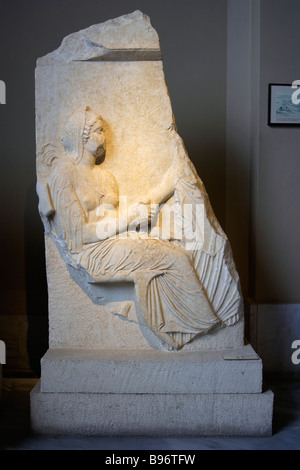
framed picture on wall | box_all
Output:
[268,83,300,126]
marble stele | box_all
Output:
[31,10,273,436]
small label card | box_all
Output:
[222,353,259,361]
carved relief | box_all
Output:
[37,106,242,350]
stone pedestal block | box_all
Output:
[40,345,262,394]
[30,381,273,437]
[30,346,274,436]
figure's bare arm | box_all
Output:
[146,165,176,205]
[143,130,188,206]
[82,206,151,243]
[82,209,125,243]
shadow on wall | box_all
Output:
[185,141,226,232]
[24,181,48,376]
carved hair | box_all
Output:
[83,107,102,143]
[61,106,102,164]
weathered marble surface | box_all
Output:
[36,10,244,351]
[39,345,262,394]
[31,381,273,436]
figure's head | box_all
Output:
[83,108,106,160]
[61,106,106,163]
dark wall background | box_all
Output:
[0,0,227,374]
[254,0,300,302]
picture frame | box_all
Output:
[268,83,300,126]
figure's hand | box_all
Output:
[138,200,159,224]
[128,203,151,229]
[149,203,159,223]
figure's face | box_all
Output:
[85,118,106,158]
